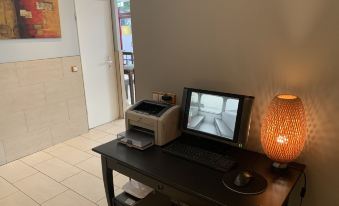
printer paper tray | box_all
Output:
[118,129,154,150]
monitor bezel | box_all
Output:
[181,88,249,145]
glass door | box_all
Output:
[116,0,135,105]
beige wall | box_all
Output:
[132,0,339,205]
[0,56,88,165]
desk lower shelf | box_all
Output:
[114,161,213,206]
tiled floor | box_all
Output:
[0,119,128,206]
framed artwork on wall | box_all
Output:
[0,0,61,39]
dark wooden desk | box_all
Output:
[93,139,305,206]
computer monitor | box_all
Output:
[181,88,254,148]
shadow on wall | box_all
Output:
[246,53,339,206]
[244,34,339,204]
[301,86,339,206]
[247,76,339,205]
[258,2,339,204]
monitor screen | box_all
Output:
[187,91,240,140]
[182,88,254,146]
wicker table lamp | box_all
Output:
[261,94,307,169]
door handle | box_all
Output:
[105,60,113,69]
[105,55,114,65]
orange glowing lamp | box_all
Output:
[261,94,307,169]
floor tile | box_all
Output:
[42,190,96,206]
[64,136,101,151]
[43,143,64,153]
[0,119,126,205]
[93,122,116,132]
[14,173,67,204]
[115,187,123,195]
[46,144,92,165]
[97,188,122,206]
[0,191,38,206]
[111,119,125,127]
[81,130,110,141]
[34,158,81,182]
[97,198,108,206]
[76,156,102,178]
[0,177,18,199]
[114,174,130,188]
[85,150,101,157]
[97,187,123,206]
[21,151,53,166]
[94,134,117,144]
[94,121,125,135]
[0,160,38,183]
[113,171,122,177]
[105,125,125,135]
[61,171,105,202]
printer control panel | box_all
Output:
[132,100,172,117]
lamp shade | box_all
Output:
[261,94,306,165]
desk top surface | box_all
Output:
[93,137,305,206]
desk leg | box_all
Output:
[101,156,115,206]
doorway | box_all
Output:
[75,0,135,129]
[114,0,135,106]
[75,0,121,129]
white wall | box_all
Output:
[0,0,80,63]
[132,0,339,205]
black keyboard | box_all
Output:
[163,141,236,172]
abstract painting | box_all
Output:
[0,0,61,39]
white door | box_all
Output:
[75,0,120,128]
